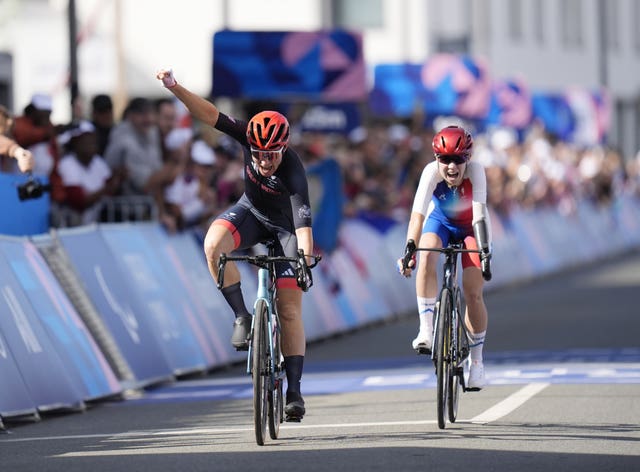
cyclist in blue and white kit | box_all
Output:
[398,125,492,390]
[157,69,313,420]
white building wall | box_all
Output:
[472,0,600,90]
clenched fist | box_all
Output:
[157,69,177,89]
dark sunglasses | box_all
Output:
[251,147,284,162]
[437,155,467,165]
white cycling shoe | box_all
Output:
[467,361,486,391]
[411,329,433,353]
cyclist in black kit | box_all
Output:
[157,69,313,420]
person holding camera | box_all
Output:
[12,94,65,202]
[0,104,34,173]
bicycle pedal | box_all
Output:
[414,346,432,356]
[285,415,302,423]
[465,387,481,392]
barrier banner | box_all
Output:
[0,328,38,419]
[0,239,84,412]
[381,224,420,311]
[99,224,209,375]
[58,226,174,384]
[339,220,405,313]
[139,224,241,366]
[0,238,121,401]
[485,210,533,285]
[324,242,389,327]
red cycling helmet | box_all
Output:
[246,111,290,151]
[432,125,473,161]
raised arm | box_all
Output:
[157,69,219,128]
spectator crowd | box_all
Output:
[1,91,639,247]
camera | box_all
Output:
[17,176,51,201]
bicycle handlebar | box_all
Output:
[216,250,322,290]
[402,239,491,281]
[402,239,481,270]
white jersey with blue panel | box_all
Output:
[412,160,490,236]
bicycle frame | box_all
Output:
[403,239,480,428]
[217,243,321,444]
[431,243,469,370]
[246,250,282,391]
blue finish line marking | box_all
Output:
[122,348,640,404]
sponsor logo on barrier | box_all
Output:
[2,285,43,354]
[0,332,7,359]
[148,300,181,341]
[95,266,140,344]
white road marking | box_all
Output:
[470,382,549,424]
[5,382,548,450]
[363,374,429,386]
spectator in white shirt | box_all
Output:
[57,120,123,225]
[163,138,218,233]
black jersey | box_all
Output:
[215,112,312,230]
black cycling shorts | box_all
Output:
[213,200,300,289]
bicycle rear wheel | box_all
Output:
[435,288,452,429]
[268,315,283,439]
[252,301,269,446]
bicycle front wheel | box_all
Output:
[448,294,464,423]
[252,300,269,446]
[268,314,283,439]
[435,288,452,429]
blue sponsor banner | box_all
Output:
[299,103,361,135]
[307,157,344,253]
[99,224,208,375]
[212,30,366,101]
[369,63,422,117]
[421,54,492,120]
[531,93,575,140]
[0,328,38,418]
[57,226,174,384]
[370,55,492,121]
[0,173,49,236]
[485,78,532,131]
[0,238,122,401]
[0,238,84,411]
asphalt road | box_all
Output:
[1,250,639,471]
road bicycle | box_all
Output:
[403,239,483,429]
[217,241,321,445]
